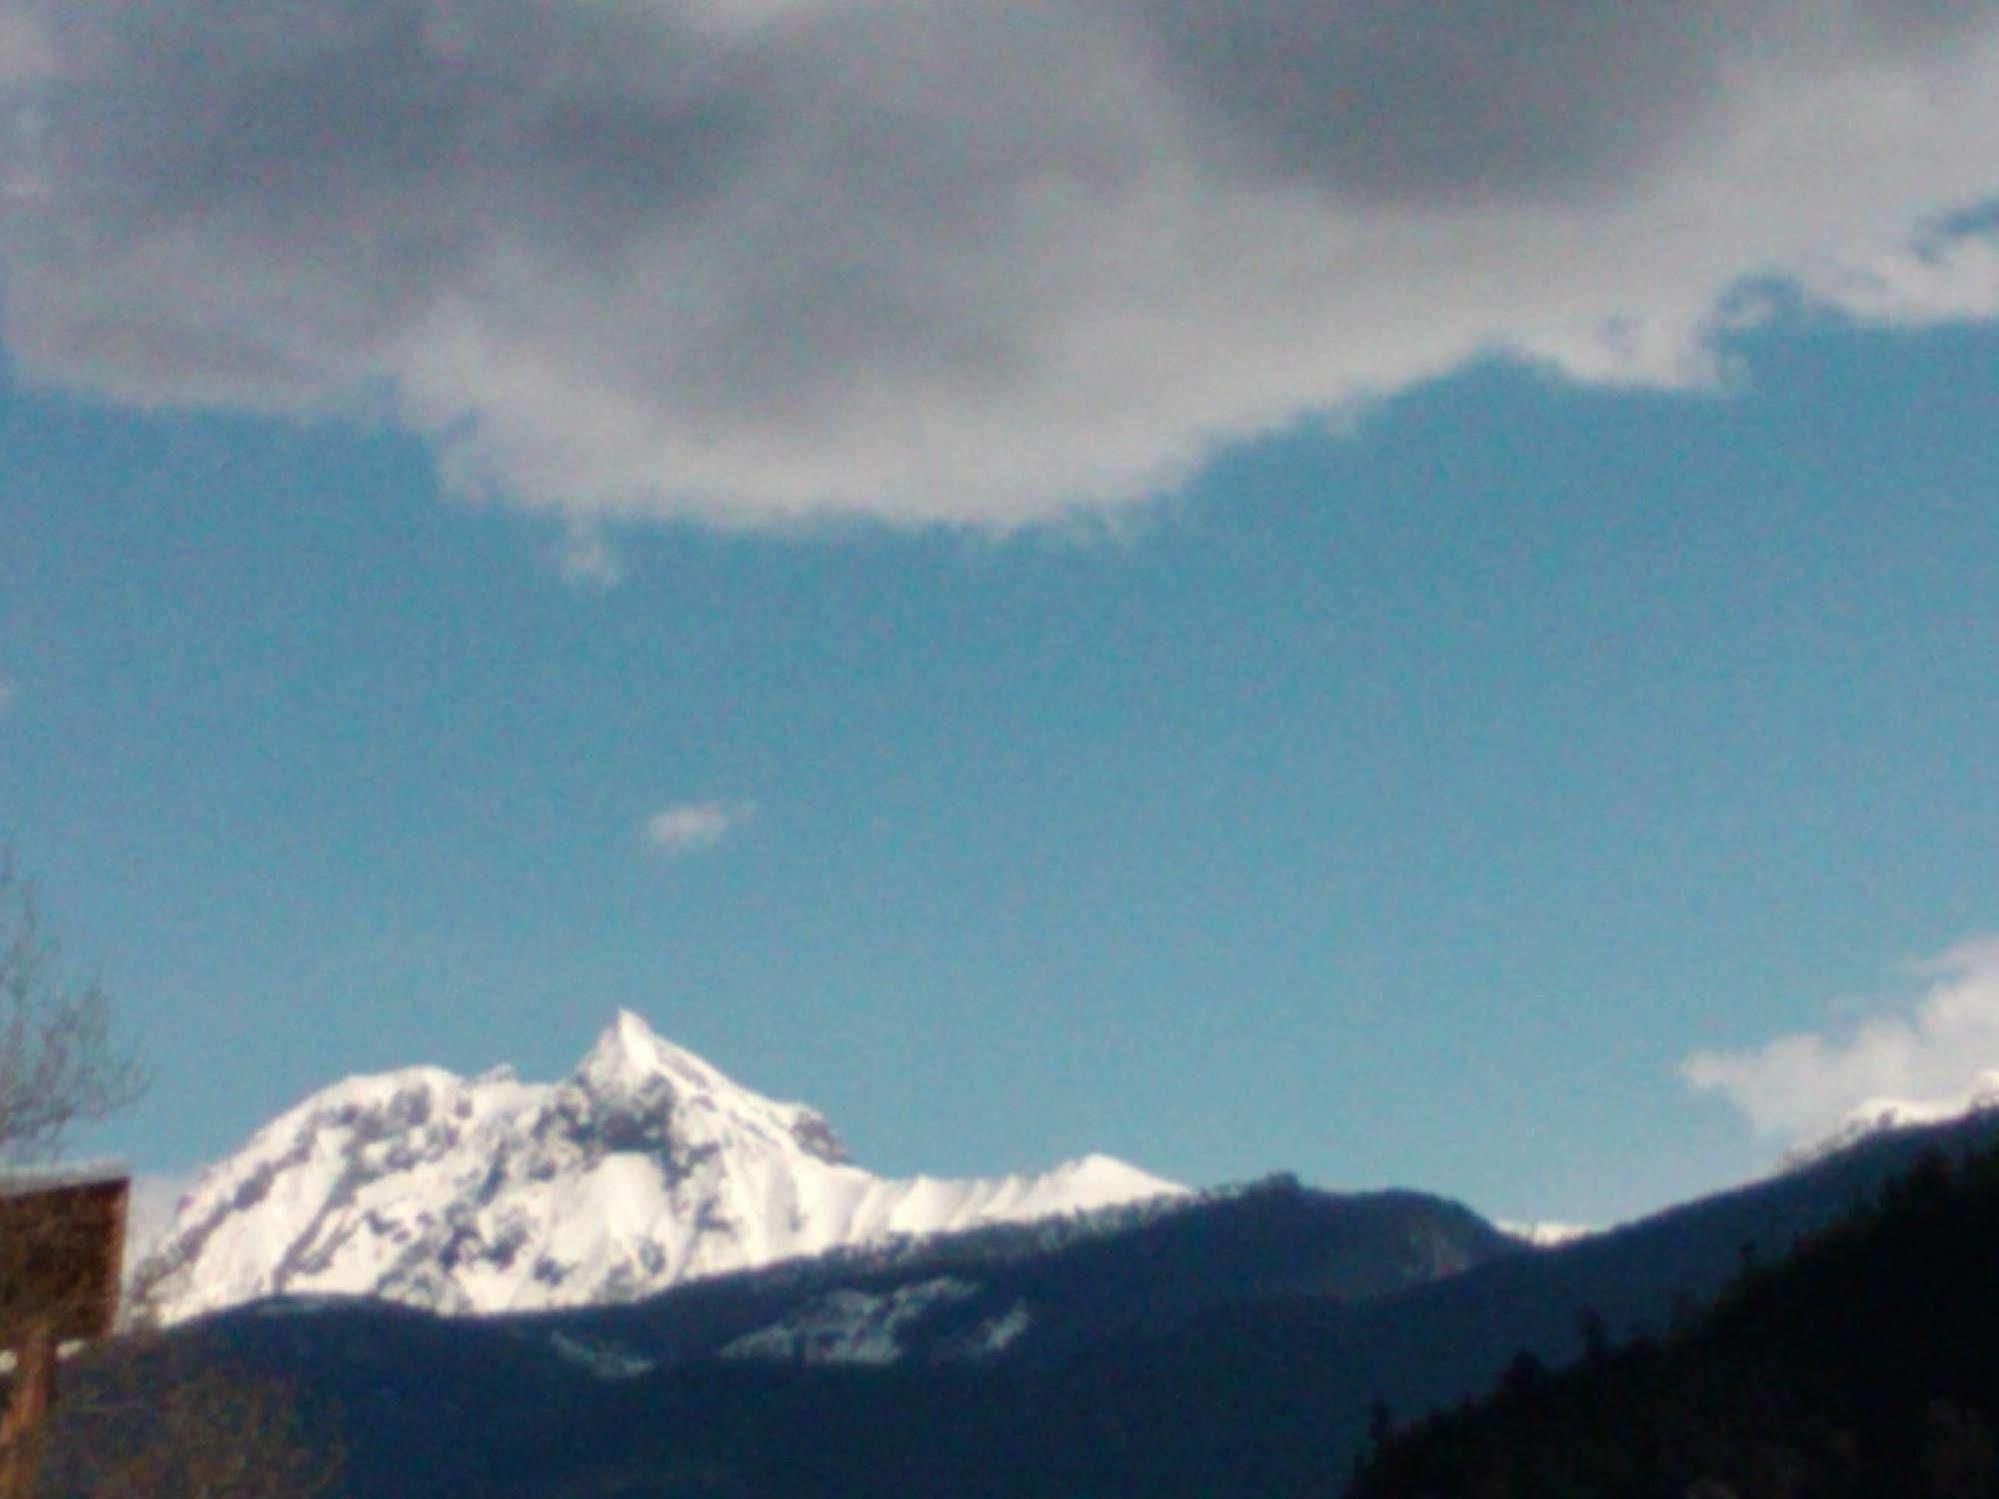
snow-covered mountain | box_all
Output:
[1496,1219,1596,1248]
[129,1012,1183,1326]
[1780,1070,1999,1172]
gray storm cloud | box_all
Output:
[1,0,1996,527]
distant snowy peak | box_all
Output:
[1781,1071,1999,1172]
[129,1014,1182,1326]
[1497,1220,1597,1249]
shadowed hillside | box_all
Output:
[1352,1142,1999,1499]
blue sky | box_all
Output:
[3,1,1998,1227]
[7,311,1997,1226]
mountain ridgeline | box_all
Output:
[1352,1138,1999,1499]
[65,1175,1527,1497]
[45,1018,1999,1497]
[130,1012,1183,1324]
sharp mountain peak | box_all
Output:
[130,1013,1181,1326]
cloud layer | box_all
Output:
[3,0,1997,527]
[1684,937,1999,1144]
[645,799,754,857]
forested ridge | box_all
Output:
[1351,1144,1999,1499]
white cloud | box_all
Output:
[1,2,1997,528]
[1683,936,1999,1144]
[645,800,755,858]
[1791,216,1999,328]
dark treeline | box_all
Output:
[1351,1144,1999,1499]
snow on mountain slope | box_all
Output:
[129,1013,1184,1326]
[718,1277,984,1366]
[1780,1069,1999,1171]
[1497,1220,1597,1248]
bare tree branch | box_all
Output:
[0,855,147,1165]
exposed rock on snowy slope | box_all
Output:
[129,1012,1183,1326]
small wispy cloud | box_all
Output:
[644,800,755,859]
[554,522,624,590]
[0,677,15,715]
[1682,935,1999,1145]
